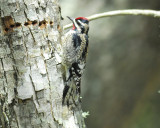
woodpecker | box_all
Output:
[62,16,89,107]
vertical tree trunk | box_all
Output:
[0,0,85,128]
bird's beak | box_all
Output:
[67,16,74,22]
[67,16,76,29]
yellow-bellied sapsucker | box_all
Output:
[62,16,89,107]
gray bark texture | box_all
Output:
[0,0,85,128]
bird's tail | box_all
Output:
[62,63,82,107]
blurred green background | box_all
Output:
[60,0,160,128]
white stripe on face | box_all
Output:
[74,20,89,33]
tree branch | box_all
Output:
[63,9,160,30]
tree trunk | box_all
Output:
[0,0,85,128]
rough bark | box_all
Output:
[0,0,85,128]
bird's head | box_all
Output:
[67,16,89,34]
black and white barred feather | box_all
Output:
[62,16,89,107]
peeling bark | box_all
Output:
[0,0,85,128]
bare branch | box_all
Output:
[63,9,160,30]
